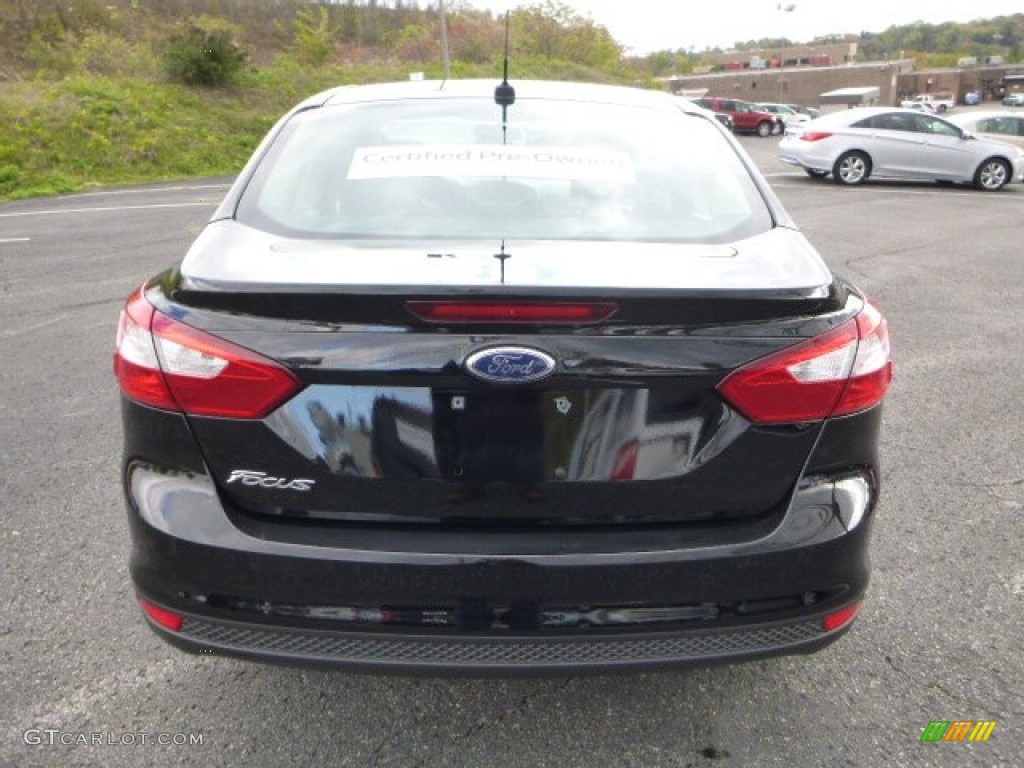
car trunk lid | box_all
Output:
[141,229,856,528]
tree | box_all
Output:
[512,1,622,70]
[292,5,335,66]
[386,23,435,62]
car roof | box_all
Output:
[947,110,1022,124]
[811,106,948,124]
[296,79,692,114]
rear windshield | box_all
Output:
[236,98,773,243]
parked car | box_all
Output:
[676,93,734,131]
[786,104,822,119]
[947,111,1024,150]
[963,90,982,106]
[779,107,1024,190]
[692,97,781,136]
[900,93,955,113]
[1003,92,1024,107]
[755,103,811,133]
[115,79,893,674]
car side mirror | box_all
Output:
[961,129,976,141]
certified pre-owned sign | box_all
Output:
[465,346,556,383]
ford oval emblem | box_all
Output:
[465,346,556,383]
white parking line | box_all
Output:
[0,201,216,219]
[64,183,231,199]
[0,237,32,243]
[0,314,72,340]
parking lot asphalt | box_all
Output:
[1,142,1021,767]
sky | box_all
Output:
[465,1,1023,54]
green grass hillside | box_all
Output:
[0,57,633,202]
[2,1,1019,202]
[1,77,270,199]
[0,0,642,202]
[0,64,420,201]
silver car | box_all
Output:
[756,103,811,134]
[947,111,1024,151]
[778,107,1024,190]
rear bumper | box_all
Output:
[777,137,835,174]
[126,456,877,673]
[778,153,829,174]
[145,607,853,675]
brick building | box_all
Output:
[666,60,913,109]
[707,41,859,71]
[667,60,1024,110]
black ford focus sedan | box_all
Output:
[115,80,892,674]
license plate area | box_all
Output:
[433,389,591,483]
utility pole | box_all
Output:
[774,2,798,102]
[439,0,451,80]
[777,3,796,101]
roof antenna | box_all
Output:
[493,12,515,284]
[494,240,510,284]
[494,12,515,144]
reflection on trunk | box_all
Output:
[266,384,737,485]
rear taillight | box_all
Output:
[836,302,892,417]
[114,287,301,419]
[800,132,833,142]
[139,599,184,632]
[406,301,618,324]
[717,301,892,425]
[114,288,176,410]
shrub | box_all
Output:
[162,18,247,87]
[0,165,21,186]
[73,31,160,79]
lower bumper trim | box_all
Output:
[161,612,846,672]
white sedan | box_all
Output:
[755,103,811,134]
[947,111,1024,151]
[778,107,1024,190]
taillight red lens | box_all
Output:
[138,599,184,632]
[717,302,892,425]
[114,288,301,419]
[150,314,301,419]
[800,132,833,142]
[822,601,861,632]
[113,288,177,411]
[833,301,893,417]
[406,301,618,324]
